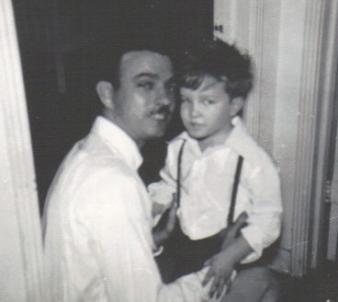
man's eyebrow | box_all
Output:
[134,72,159,80]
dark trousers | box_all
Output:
[157,225,223,283]
[156,226,279,302]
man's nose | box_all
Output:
[155,86,173,106]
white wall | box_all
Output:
[214,0,338,276]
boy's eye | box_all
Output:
[202,99,216,105]
[138,81,154,90]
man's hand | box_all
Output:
[152,202,168,218]
[203,250,236,299]
[152,195,177,246]
[202,212,249,298]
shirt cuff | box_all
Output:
[153,245,164,257]
[240,226,264,264]
[148,182,174,206]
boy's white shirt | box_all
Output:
[149,117,283,263]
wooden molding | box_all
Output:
[245,0,265,139]
[311,0,338,266]
[288,0,326,275]
[0,0,45,300]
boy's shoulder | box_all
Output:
[231,119,277,170]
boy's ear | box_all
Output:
[230,97,245,116]
[96,81,114,109]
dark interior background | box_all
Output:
[13,0,213,212]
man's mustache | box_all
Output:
[150,105,172,116]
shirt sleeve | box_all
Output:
[240,160,283,263]
[80,166,209,302]
[148,143,178,224]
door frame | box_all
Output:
[0,0,45,300]
[310,0,338,268]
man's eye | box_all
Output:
[138,81,154,90]
[166,82,177,94]
[180,97,190,104]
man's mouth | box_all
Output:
[149,106,171,121]
[151,113,168,120]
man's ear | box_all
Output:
[96,81,114,109]
[230,97,245,116]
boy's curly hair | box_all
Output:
[179,39,253,100]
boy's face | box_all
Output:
[180,75,242,148]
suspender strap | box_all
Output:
[176,139,244,225]
[176,140,186,207]
[227,155,244,225]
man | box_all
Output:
[43,45,212,302]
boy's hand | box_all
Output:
[221,212,248,249]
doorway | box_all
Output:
[13,0,213,212]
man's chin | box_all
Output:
[146,127,167,140]
[152,129,166,138]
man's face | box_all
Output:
[112,50,176,146]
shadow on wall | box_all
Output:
[14,0,213,213]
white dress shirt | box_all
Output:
[149,117,283,263]
[43,116,213,302]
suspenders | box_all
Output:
[176,140,244,224]
[227,155,244,225]
[158,140,245,282]
[176,139,187,208]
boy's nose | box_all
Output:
[191,102,202,117]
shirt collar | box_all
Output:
[91,116,143,170]
[225,116,251,155]
[179,116,250,157]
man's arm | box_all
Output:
[148,141,180,221]
[203,233,253,298]
[201,213,251,298]
[82,167,208,302]
[152,198,177,247]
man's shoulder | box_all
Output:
[71,156,138,207]
[78,133,135,171]
[54,140,136,192]
[83,155,136,185]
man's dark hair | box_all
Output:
[179,39,253,99]
[99,38,177,89]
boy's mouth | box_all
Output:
[189,121,204,128]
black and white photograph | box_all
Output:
[1,0,338,301]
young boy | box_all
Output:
[149,40,283,301]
